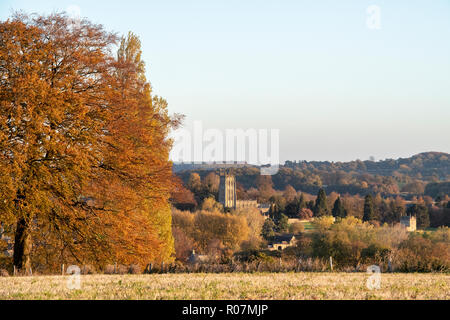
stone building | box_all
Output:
[218,174,237,209]
[187,250,209,264]
[400,215,417,232]
[267,234,298,251]
[218,173,268,213]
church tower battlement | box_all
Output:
[218,173,236,209]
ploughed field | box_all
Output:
[0,273,448,300]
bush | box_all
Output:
[395,235,450,272]
[0,269,9,277]
[289,222,305,234]
[298,208,313,220]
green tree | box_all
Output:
[332,197,347,219]
[261,219,276,240]
[276,214,289,233]
[298,193,307,210]
[314,188,329,217]
[383,200,405,224]
[363,194,375,222]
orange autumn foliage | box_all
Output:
[0,13,180,272]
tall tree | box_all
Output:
[187,172,202,193]
[0,14,178,271]
[275,214,289,233]
[283,185,297,202]
[314,188,329,217]
[298,193,307,210]
[363,194,375,222]
[332,197,347,219]
[101,31,180,264]
[261,218,276,241]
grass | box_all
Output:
[0,273,448,300]
[301,221,316,233]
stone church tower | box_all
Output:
[218,174,236,209]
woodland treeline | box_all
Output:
[175,152,450,197]
[171,172,450,272]
[0,13,180,273]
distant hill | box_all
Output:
[284,152,450,180]
[174,152,450,197]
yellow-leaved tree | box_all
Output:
[0,13,179,272]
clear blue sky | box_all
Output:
[1,0,449,162]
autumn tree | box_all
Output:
[203,172,220,196]
[256,175,275,202]
[298,208,314,220]
[193,211,248,252]
[236,207,265,250]
[261,218,276,240]
[170,177,197,211]
[0,13,178,272]
[187,172,202,193]
[201,197,223,212]
[283,185,297,202]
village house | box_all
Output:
[187,250,210,264]
[267,234,298,251]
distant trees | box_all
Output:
[256,175,275,202]
[298,208,314,220]
[187,173,202,194]
[201,197,223,212]
[429,205,450,228]
[425,182,450,199]
[407,204,430,229]
[236,207,266,250]
[382,197,405,224]
[332,197,347,219]
[172,209,249,254]
[283,185,297,202]
[289,222,305,234]
[171,177,197,211]
[401,181,426,194]
[363,194,376,222]
[261,219,276,240]
[275,214,289,233]
[314,189,329,217]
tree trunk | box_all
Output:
[13,218,32,273]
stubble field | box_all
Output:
[0,273,448,300]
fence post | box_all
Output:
[161,262,164,273]
[388,257,392,273]
[61,264,65,275]
[329,256,333,271]
[13,266,16,276]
